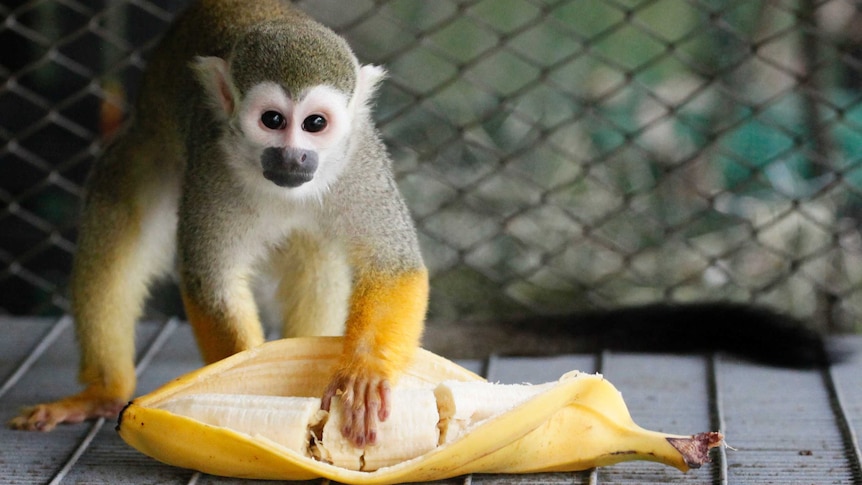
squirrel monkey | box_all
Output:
[9,0,426,446]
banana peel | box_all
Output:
[117,337,722,483]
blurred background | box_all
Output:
[2,0,862,335]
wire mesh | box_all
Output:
[2,0,862,332]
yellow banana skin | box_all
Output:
[117,337,722,483]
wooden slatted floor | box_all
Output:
[2,316,861,484]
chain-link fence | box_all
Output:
[3,0,862,333]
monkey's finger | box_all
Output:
[376,379,391,422]
[341,411,362,448]
[351,382,375,447]
[321,385,335,411]
[321,373,352,411]
[361,380,383,445]
[364,405,378,446]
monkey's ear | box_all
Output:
[191,56,238,117]
[350,64,386,116]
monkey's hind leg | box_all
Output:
[181,282,266,365]
[8,133,178,431]
[179,233,265,364]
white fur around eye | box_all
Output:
[237,82,292,147]
[294,86,352,145]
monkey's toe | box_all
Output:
[9,404,72,431]
[8,394,127,432]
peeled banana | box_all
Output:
[117,337,722,483]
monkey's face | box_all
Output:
[235,82,353,197]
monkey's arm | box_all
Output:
[319,131,429,446]
[322,267,428,446]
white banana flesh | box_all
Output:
[118,337,723,483]
[157,394,323,456]
[435,380,554,444]
[155,383,552,471]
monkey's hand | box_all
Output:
[321,268,429,447]
[8,387,127,431]
[321,369,392,447]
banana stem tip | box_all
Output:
[667,432,724,469]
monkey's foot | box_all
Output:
[8,390,127,431]
[322,373,391,447]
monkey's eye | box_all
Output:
[302,114,327,133]
[261,111,287,130]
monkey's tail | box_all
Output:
[426,303,845,368]
[505,303,843,368]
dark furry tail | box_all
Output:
[506,303,839,368]
[425,303,843,367]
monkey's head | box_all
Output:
[192,18,385,199]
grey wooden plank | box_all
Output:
[599,353,713,433]
[0,318,105,485]
[717,355,855,484]
[196,477,324,485]
[824,335,862,481]
[133,320,203,396]
[0,316,60,388]
[200,477,465,485]
[453,359,484,377]
[595,353,718,485]
[485,354,598,383]
[470,473,591,484]
[0,316,163,484]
